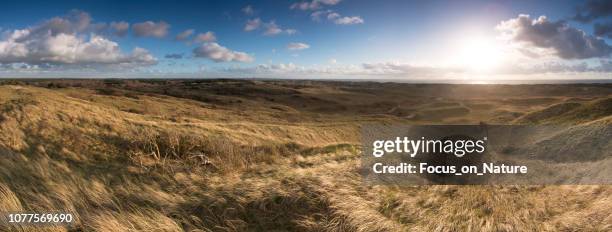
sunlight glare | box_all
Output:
[455,36,503,72]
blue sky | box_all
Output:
[0,0,611,79]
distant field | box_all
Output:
[0,79,610,231]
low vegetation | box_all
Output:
[0,80,610,231]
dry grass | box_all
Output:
[0,81,610,231]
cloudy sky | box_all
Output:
[0,0,611,80]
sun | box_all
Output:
[454,36,503,72]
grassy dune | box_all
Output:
[0,80,611,231]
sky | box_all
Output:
[0,0,611,80]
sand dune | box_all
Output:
[0,80,610,231]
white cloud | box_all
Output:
[0,62,42,71]
[358,60,612,76]
[287,42,310,50]
[0,32,156,65]
[217,62,453,77]
[132,21,170,38]
[595,59,612,72]
[244,18,262,31]
[24,10,92,36]
[360,62,454,75]
[242,5,255,15]
[194,31,216,43]
[290,0,342,11]
[263,21,296,36]
[310,10,364,25]
[333,16,364,25]
[0,10,157,68]
[128,47,157,64]
[88,20,129,38]
[264,21,283,35]
[245,18,295,35]
[310,10,331,21]
[175,29,194,41]
[109,21,129,37]
[497,14,612,59]
[327,12,341,20]
[193,42,253,62]
[219,63,308,75]
[286,29,298,35]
